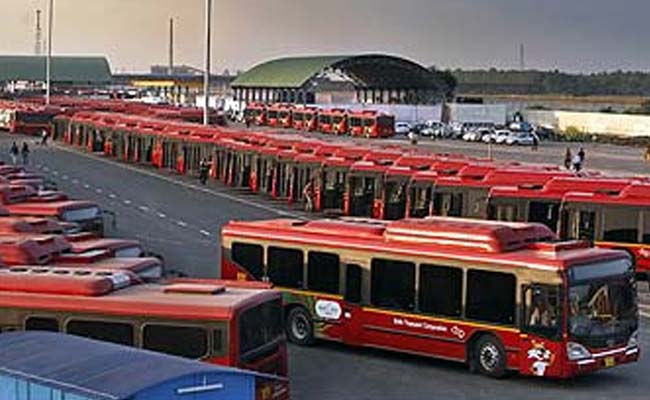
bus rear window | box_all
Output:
[143,324,209,359]
[239,299,282,357]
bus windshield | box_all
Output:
[239,298,283,361]
[568,258,638,347]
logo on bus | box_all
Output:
[315,300,342,320]
[527,341,555,377]
[392,318,466,340]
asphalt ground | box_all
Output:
[1,133,648,400]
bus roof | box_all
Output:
[0,267,279,320]
[223,217,625,271]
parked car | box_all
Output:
[410,123,428,135]
[485,129,512,144]
[464,128,492,142]
[505,131,536,146]
[395,122,411,135]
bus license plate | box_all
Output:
[604,357,615,368]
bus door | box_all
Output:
[322,169,345,212]
[384,178,408,220]
[348,175,374,217]
[340,262,365,345]
[520,284,563,377]
[527,200,561,233]
[433,189,463,217]
[408,183,433,218]
[563,205,597,241]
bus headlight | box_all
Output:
[627,331,639,349]
[567,342,592,361]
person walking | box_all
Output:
[578,147,586,163]
[572,153,582,173]
[199,157,210,185]
[21,142,30,166]
[644,144,650,163]
[303,178,315,213]
[531,133,539,151]
[10,142,18,165]
[408,130,418,146]
[40,129,49,146]
[564,147,572,170]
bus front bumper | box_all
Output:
[566,346,639,376]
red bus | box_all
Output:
[222,217,639,379]
[348,110,395,138]
[265,104,283,128]
[318,109,348,135]
[245,103,267,126]
[0,267,290,395]
[292,107,318,131]
[488,178,650,281]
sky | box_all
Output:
[0,0,648,74]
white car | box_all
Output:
[505,132,536,146]
[395,122,411,135]
[489,130,512,144]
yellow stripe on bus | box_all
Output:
[279,287,344,301]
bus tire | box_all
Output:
[473,334,507,378]
[286,307,315,346]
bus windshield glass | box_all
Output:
[568,258,638,347]
[239,298,283,360]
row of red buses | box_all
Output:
[0,267,289,397]
[50,109,650,281]
[244,103,396,138]
[0,100,60,135]
[222,217,639,379]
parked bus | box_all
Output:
[292,107,319,131]
[222,217,639,379]
[244,103,267,126]
[0,268,289,384]
[318,109,348,135]
[348,110,395,138]
[488,178,650,282]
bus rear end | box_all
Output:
[236,296,290,399]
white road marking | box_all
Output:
[176,220,188,227]
[641,311,650,319]
[123,199,132,205]
[83,184,90,189]
[95,188,103,194]
[43,166,49,171]
[54,144,299,217]
[138,205,149,212]
[108,193,117,199]
[62,175,68,180]
[52,171,58,175]
[157,212,167,218]
[72,179,79,184]
[199,229,211,236]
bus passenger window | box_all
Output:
[371,258,415,311]
[25,316,59,332]
[66,320,134,346]
[232,242,264,279]
[143,325,208,359]
[268,247,304,288]
[602,207,639,243]
[419,265,462,317]
[307,251,340,294]
[466,270,516,325]
[345,264,362,303]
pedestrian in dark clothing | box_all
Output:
[564,148,572,170]
[10,142,18,165]
[40,129,49,146]
[531,133,539,151]
[21,143,30,166]
[199,157,210,185]
[572,154,582,173]
[578,147,586,163]
[245,116,251,128]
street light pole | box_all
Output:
[46,0,54,105]
[203,0,212,125]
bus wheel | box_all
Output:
[286,307,314,346]
[474,335,507,378]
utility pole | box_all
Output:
[35,9,43,55]
[168,17,174,75]
[46,0,54,105]
[203,0,212,125]
[519,43,525,71]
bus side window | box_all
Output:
[142,324,209,359]
[66,319,134,346]
[25,316,59,332]
[345,264,362,304]
[419,264,462,317]
[232,242,264,280]
[466,270,516,325]
[370,258,415,311]
[268,247,304,289]
[602,207,639,244]
[522,285,561,340]
[307,251,340,294]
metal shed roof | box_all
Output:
[0,55,112,83]
[232,54,441,90]
[0,331,265,400]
